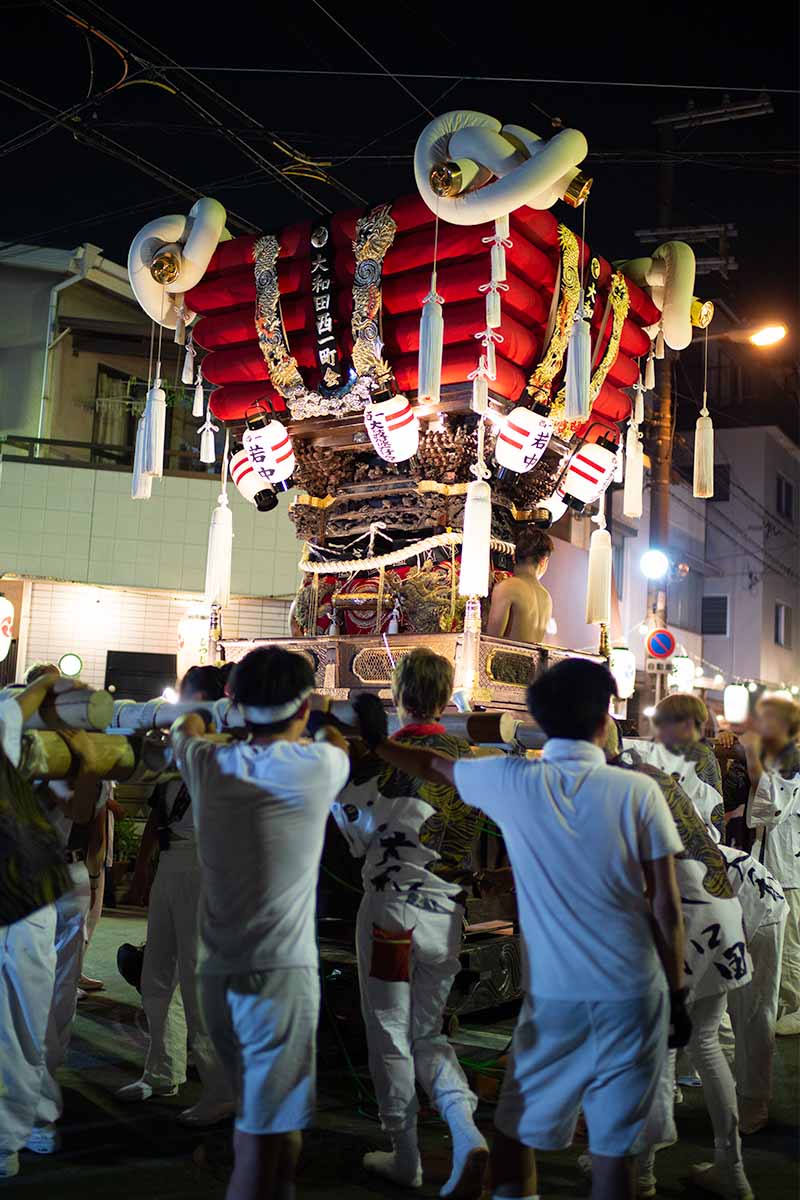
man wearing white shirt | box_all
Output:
[740,695,800,1036]
[171,646,351,1200]
[371,659,687,1200]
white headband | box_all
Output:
[237,687,314,726]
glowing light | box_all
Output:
[713,673,725,687]
[749,324,786,347]
[638,622,649,636]
[643,705,656,718]
[162,687,179,704]
[640,549,669,579]
[748,681,758,693]
[724,683,749,725]
[57,652,83,678]
[669,654,696,694]
[609,644,637,700]
[792,685,799,696]
[695,666,705,679]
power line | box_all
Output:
[144,66,800,96]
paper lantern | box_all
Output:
[540,491,568,526]
[495,407,553,473]
[229,449,278,511]
[0,595,14,664]
[559,439,618,511]
[364,394,419,463]
[669,654,696,694]
[458,480,492,597]
[609,644,636,700]
[724,683,749,725]
[177,609,210,683]
[242,420,295,485]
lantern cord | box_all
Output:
[221,427,230,493]
[579,197,588,293]
[702,323,709,415]
[146,317,155,390]
[155,288,165,381]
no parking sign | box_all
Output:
[646,628,676,659]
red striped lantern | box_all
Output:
[495,406,553,474]
[559,438,618,510]
[242,419,295,485]
[229,448,279,511]
[364,394,420,463]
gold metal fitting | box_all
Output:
[150,249,181,285]
[563,171,593,208]
[429,160,463,198]
[691,297,715,329]
[598,622,611,659]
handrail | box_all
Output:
[1,435,218,476]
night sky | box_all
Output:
[1,1,797,354]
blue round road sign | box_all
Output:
[646,628,676,659]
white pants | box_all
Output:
[689,992,743,1166]
[779,887,800,1016]
[140,862,231,1103]
[35,863,92,1125]
[0,905,57,1152]
[355,892,476,1133]
[728,913,787,1107]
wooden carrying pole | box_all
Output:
[24,688,114,731]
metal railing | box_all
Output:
[1,435,219,477]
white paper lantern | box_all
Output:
[458,480,492,598]
[177,609,210,683]
[495,407,554,473]
[540,492,568,526]
[364,395,419,463]
[229,448,278,510]
[724,683,750,725]
[0,595,14,664]
[669,654,696,695]
[609,644,637,700]
[242,420,295,484]
[560,440,618,510]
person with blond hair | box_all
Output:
[626,693,725,842]
[333,648,488,1198]
[740,694,800,1036]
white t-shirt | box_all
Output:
[453,739,683,1000]
[624,739,723,843]
[0,696,23,767]
[179,736,350,975]
[747,765,800,888]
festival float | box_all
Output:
[125,108,713,712]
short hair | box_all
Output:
[527,658,617,741]
[230,646,315,731]
[516,528,553,567]
[392,648,454,720]
[757,695,800,738]
[180,665,225,702]
[24,662,58,684]
[655,692,708,731]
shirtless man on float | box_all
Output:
[487,528,554,645]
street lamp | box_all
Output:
[640,549,669,580]
[749,324,787,347]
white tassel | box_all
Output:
[182,332,196,384]
[494,214,510,240]
[634,381,645,426]
[564,293,592,421]
[192,375,205,418]
[485,286,501,329]
[417,273,444,404]
[614,439,625,484]
[131,416,152,500]
[490,240,507,283]
[204,492,233,607]
[585,521,612,625]
[693,397,715,499]
[174,297,186,347]
[142,368,166,478]
[200,422,217,465]
[458,479,492,598]
[484,337,497,380]
[471,369,489,414]
[623,423,644,519]
[654,327,665,359]
[644,347,655,390]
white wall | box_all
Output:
[23,580,291,689]
[0,460,300,599]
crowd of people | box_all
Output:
[0,646,798,1200]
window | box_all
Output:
[708,464,730,502]
[775,603,793,649]
[701,595,729,637]
[776,474,795,520]
[667,568,703,633]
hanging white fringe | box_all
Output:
[142,365,166,478]
[633,376,645,425]
[585,514,612,625]
[469,359,489,413]
[479,280,508,329]
[693,401,715,499]
[614,439,625,484]
[564,290,592,421]
[204,431,233,608]
[131,416,152,500]
[199,411,219,465]
[182,331,196,384]
[474,327,502,381]
[192,368,205,418]
[644,346,655,390]
[417,270,444,404]
[623,422,644,518]
[654,326,665,359]
[458,479,492,598]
